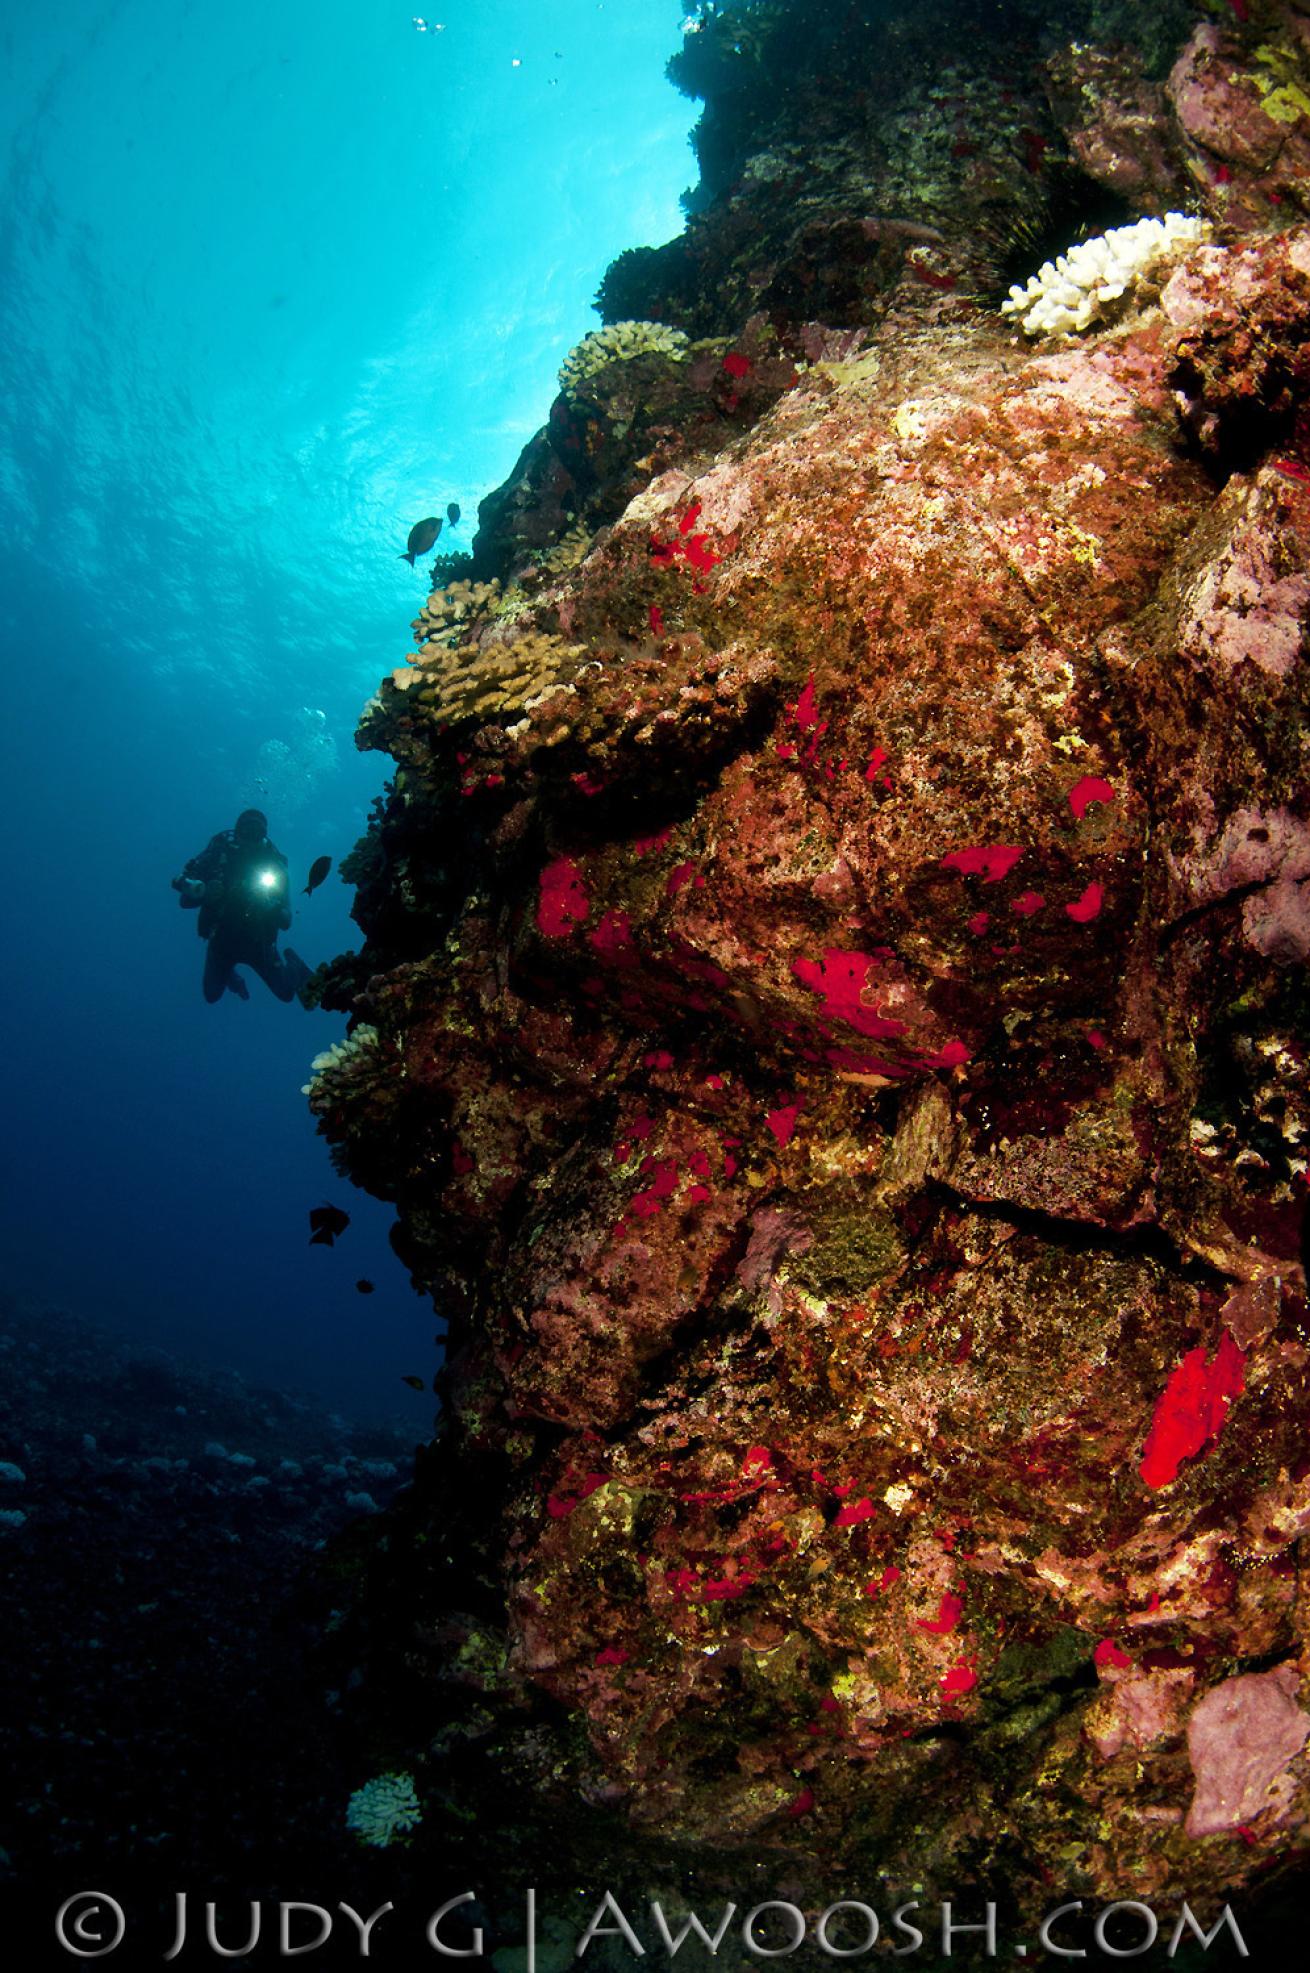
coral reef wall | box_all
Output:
[314,0,1310,1934]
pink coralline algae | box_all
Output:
[917,1590,965,1635]
[1065,882,1104,923]
[1068,777,1116,822]
[940,845,1025,882]
[589,910,637,962]
[547,1474,607,1519]
[866,1566,902,1597]
[833,1497,875,1528]
[536,857,590,937]
[792,951,906,1041]
[629,1157,681,1219]
[1139,1332,1246,1489]
[1185,1668,1309,1838]
[765,1102,803,1146]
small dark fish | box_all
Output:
[303,854,332,897]
[446,502,461,526]
[308,1203,350,1246]
[401,1374,426,1392]
[355,1278,375,1294]
[400,517,441,565]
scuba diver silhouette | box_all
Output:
[172,808,312,1004]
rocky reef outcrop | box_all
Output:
[311,1,1310,1953]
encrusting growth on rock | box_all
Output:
[308,0,1310,1938]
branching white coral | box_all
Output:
[346,1771,422,1847]
[559,320,690,398]
[302,1024,379,1098]
[1002,212,1212,337]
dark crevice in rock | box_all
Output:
[929,1180,1230,1288]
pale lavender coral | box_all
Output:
[1176,474,1310,679]
[1185,1666,1309,1837]
[1177,808,1310,964]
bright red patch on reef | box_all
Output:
[1066,881,1104,923]
[1094,1639,1133,1671]
[1068,775,1115,821]
[630,1156,681,1220]
[919,1039,971,1070]
[595,1646,630,1666]
[633,826,673,857]
[792,675,823,730]
[908,255,956,290]
[793,950,906,1040]
[834,1497,875,1527]
[787,1787,816,1818]
[701,1567,759,1601]
[941,845,1024,883]
[766,1102,803,1146]
[723,351,751,379]
[917,1590,964,1635]
[546,1473,607,1519]
[1275,458,1310,485]
[649,604,665,637]
[941,1659,978,1696]
[679,501,702,536]
[967,911,990,936]
[865,1564,902,1596]
[684,532,720,574]
[1020,128,1048,174]
[1011,890,1045,916]
[589,910,635,961]
[536,857,590,937]
[1139,1331,1246,1488]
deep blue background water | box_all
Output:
[0,0,695,1421]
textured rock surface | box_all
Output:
[313,0,1310,1944]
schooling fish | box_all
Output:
[308,1203,350,1246]
[355,1279,375,1295]
[400,517,441,565]
[303,854,332,897]
[447,502,461,526]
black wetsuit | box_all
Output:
[178,830,309,1004]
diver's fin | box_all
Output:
[283,948,313,997]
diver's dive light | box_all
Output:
[254,866,283,893]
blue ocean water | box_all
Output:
[0,0,695,1420]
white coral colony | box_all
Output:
[1002,211,1212,337]
[558,320,690,398]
